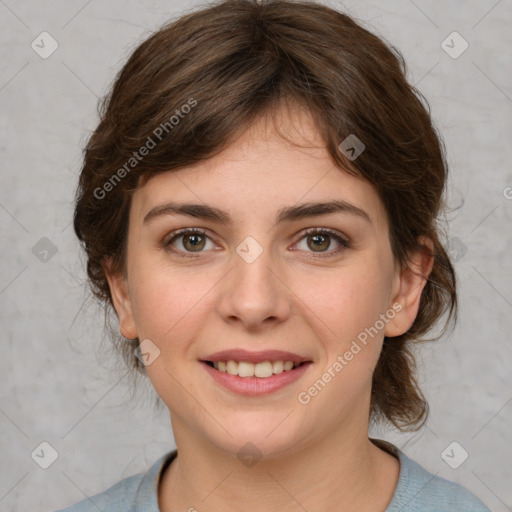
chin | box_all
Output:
[204,415,306,461]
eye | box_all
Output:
[294,228,350,256]
[163,227,350,259]
[164,228,216,257]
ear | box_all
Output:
[103,256,138,340]
[384,236,435,338]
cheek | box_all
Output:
[298,264,391,404]
[130,268,211,394]
[129,264,207,341]
[295,259,392,343]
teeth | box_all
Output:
[212,360,301,378]
[238,361,255,377]
[272,361,284,374]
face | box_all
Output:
[106,106,430,459]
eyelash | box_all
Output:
[163,227,350,259]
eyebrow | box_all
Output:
[143,199,372,226]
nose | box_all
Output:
[217,243,292,331]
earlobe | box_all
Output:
[384,237,434,338]
[103,257,138,340]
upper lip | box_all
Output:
[202,349,311,364]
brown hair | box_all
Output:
[74,0,457,431]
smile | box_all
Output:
[200,360,312,396]
[205,360,304,378]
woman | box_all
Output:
[59,0,491,510]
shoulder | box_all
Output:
[55,450,177,512]
[380,441,491,512]
[55,473,144,512]
[400,466,491,512]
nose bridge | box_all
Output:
[218,234,290,328]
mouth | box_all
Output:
[201,359,310,378]
[199,354,313,396]
[199,349,313,395]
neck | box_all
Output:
[158,417,399,512]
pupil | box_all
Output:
[185,234,204,251]
[309,234,329,251]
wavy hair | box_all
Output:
[74,0,457,430]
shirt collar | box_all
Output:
[133,449,178,511]
[371,438,438,512]
[132,440,429,512]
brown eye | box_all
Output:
[165,229,215,256]
[182,233,206,252]
[307,233,331,252]
[295,228,350,256]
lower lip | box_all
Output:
[201,361,312,396]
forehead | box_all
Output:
[131,106,387,227]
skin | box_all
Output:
[105,104,433,512]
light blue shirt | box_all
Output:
[56,440,491,511]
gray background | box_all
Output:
[1,0,511,510]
